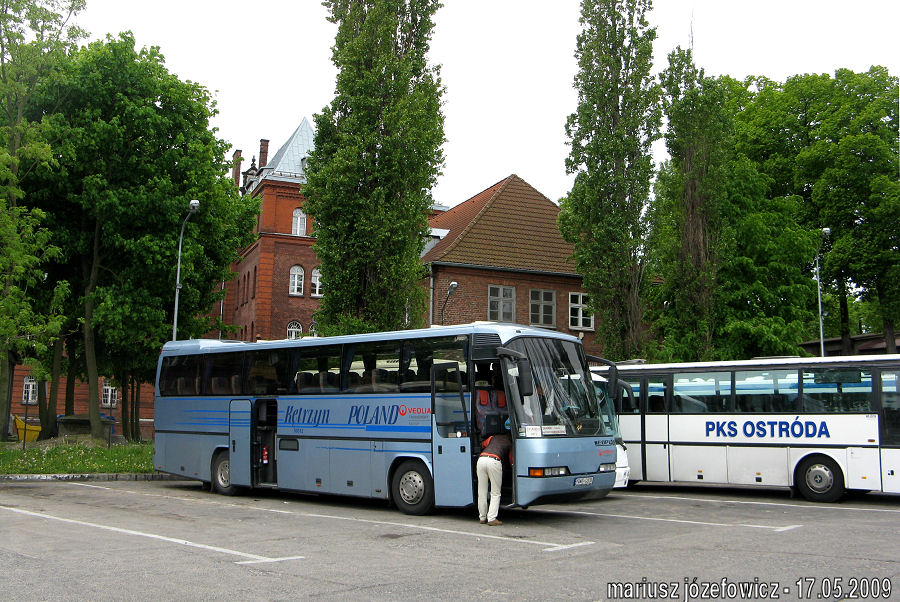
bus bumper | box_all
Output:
[516,471,616,506]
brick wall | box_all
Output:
[432,264,602,356]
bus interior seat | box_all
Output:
[210,376,229,395]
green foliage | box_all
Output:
[559,0,661,360]
[0,440,153,474]
[19,34,258,437]
[736,67,899,350]
[0,0,84,441]
[304,0,445,335]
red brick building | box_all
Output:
[225,117,322,341]
[423,174,600,355]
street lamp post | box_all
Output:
[440,281,458,325]
[815,227,831,357]
[172,199,200,341]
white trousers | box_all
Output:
[476,455,502,522]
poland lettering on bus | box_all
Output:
[705,418,831,439]
[348,404,400,425]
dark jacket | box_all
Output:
[480,433,512,464]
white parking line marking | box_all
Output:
[0,505,304,565]
[537,508,801,532]
[621,491,900,513]
[63,482,595,552]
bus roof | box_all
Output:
[160,322,580,356]
[592,354,900,373]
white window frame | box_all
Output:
[530,289,556,328]
[289,265,305,296]
[101,379,118,408]
[22,375,37,405]
[569,292,594,331]
[292,208,307,236]
[287,321,303,339]
[311,268,323,297]
[488,285,515,323]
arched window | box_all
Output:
[292,208,307,236]
[289,265,304,296]
[286,321,302,340]
[311,268,323,297]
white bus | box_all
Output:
[594,355,900,502]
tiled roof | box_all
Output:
[259,117,315,184]
[423,175,577,274]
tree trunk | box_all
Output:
[46,337,63,437]
[84,219,103,439]
[120,372,130,441]
[65,337,76,416]
[36,376,49,440]
[884,316,897,354]
[838,286,852,355]
[133,382,142,441]
[0,352,12,442]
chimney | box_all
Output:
[259,139,269,168]
[231,149,242,187]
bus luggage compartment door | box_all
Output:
[229,399,252,487]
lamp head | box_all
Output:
[448,281,458,294]
[189,199,200,213]
[822,227,830,237]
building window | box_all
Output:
[101,380,118,408]
[311,268,323,297]
[22,376,37,405]
[292,208,307,236]
[488,285,515,322]
[569,292,594,331]
[289,265,305,296]
[530,289,556,327]
[287,321,303,340]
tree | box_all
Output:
[0,0,82,441]
[24,34,258,438]
[303,0,445,335]
[737,68,899,354]
[645,48,734,361]
[558,0,661,360]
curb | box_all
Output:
[0,473,188,482]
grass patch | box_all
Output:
[0,436,154,474]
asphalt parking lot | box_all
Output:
[1,480,898,601]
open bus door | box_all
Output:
[430,362,474,507]
[228,399,252,487]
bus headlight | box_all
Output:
[598,462,616,473]
[528,466,570,477]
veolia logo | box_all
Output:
[398,405,431,417]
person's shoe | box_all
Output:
[479,518,487,524]
[487,519,502,526]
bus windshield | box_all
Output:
[508,337,612,437]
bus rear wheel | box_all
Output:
[212,451,239,496]
[795,455,845,503]
[391,460,434,515]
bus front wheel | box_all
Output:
[391,460,434,515]
[212,451,239,496]
[795,455,845,503]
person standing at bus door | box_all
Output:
[477,432,511,526]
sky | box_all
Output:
[75,1,899,208]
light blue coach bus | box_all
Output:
[153,323,619,514]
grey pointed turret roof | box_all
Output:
[253,117,315,189]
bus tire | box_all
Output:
[795,455,845,503]
[212,451,239,496]
[391,460,434,515]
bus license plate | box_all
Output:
[574,476,593,486]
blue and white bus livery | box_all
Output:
[153,323,618,514]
